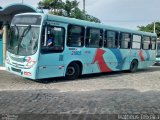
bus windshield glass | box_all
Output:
[7,25,40,56]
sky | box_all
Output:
[0,0,160,30]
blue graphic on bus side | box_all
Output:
[109,49,124,69]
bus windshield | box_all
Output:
[8,25,40,56]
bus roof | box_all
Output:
[15,13,157,37]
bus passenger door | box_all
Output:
[37,24,66,79]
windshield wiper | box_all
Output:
[14,24,19,40]
[17,25,31,54]
[8,25,19,54]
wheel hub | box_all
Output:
[66,66,75,76]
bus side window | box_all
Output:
[104,30,118,48]
[142,36,151,50]
[41,25,65,50]
[119,32,131,49]
[67,25,85,47]
[151,37,156,50]
[85,27,102,48]
[132,34,141,49]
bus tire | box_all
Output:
[65,62,80,80]
[130,59,138,72]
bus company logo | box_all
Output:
[25,57,32,63]
[10,56,32,63]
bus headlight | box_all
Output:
[6,57,10,64]
[25,61,36,69]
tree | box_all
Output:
[70,7,86,20]
[50,0,64,15]
[63,0,79,17]
[38,0,51,9]
[138,22,160,37]
[38,0,64,15]
[38,0,101,23]
[86,14,101,23]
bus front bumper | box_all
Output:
[5,63,36,80]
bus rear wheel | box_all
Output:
[130,60,138,72]
[65,62,80,80]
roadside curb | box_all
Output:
[0,66,6,71]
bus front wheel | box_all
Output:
[130,60,138,72]
[65,62,80,80]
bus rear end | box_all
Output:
[5,13,43,79]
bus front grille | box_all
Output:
[9,55,26,63]
[11,67,21,73]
